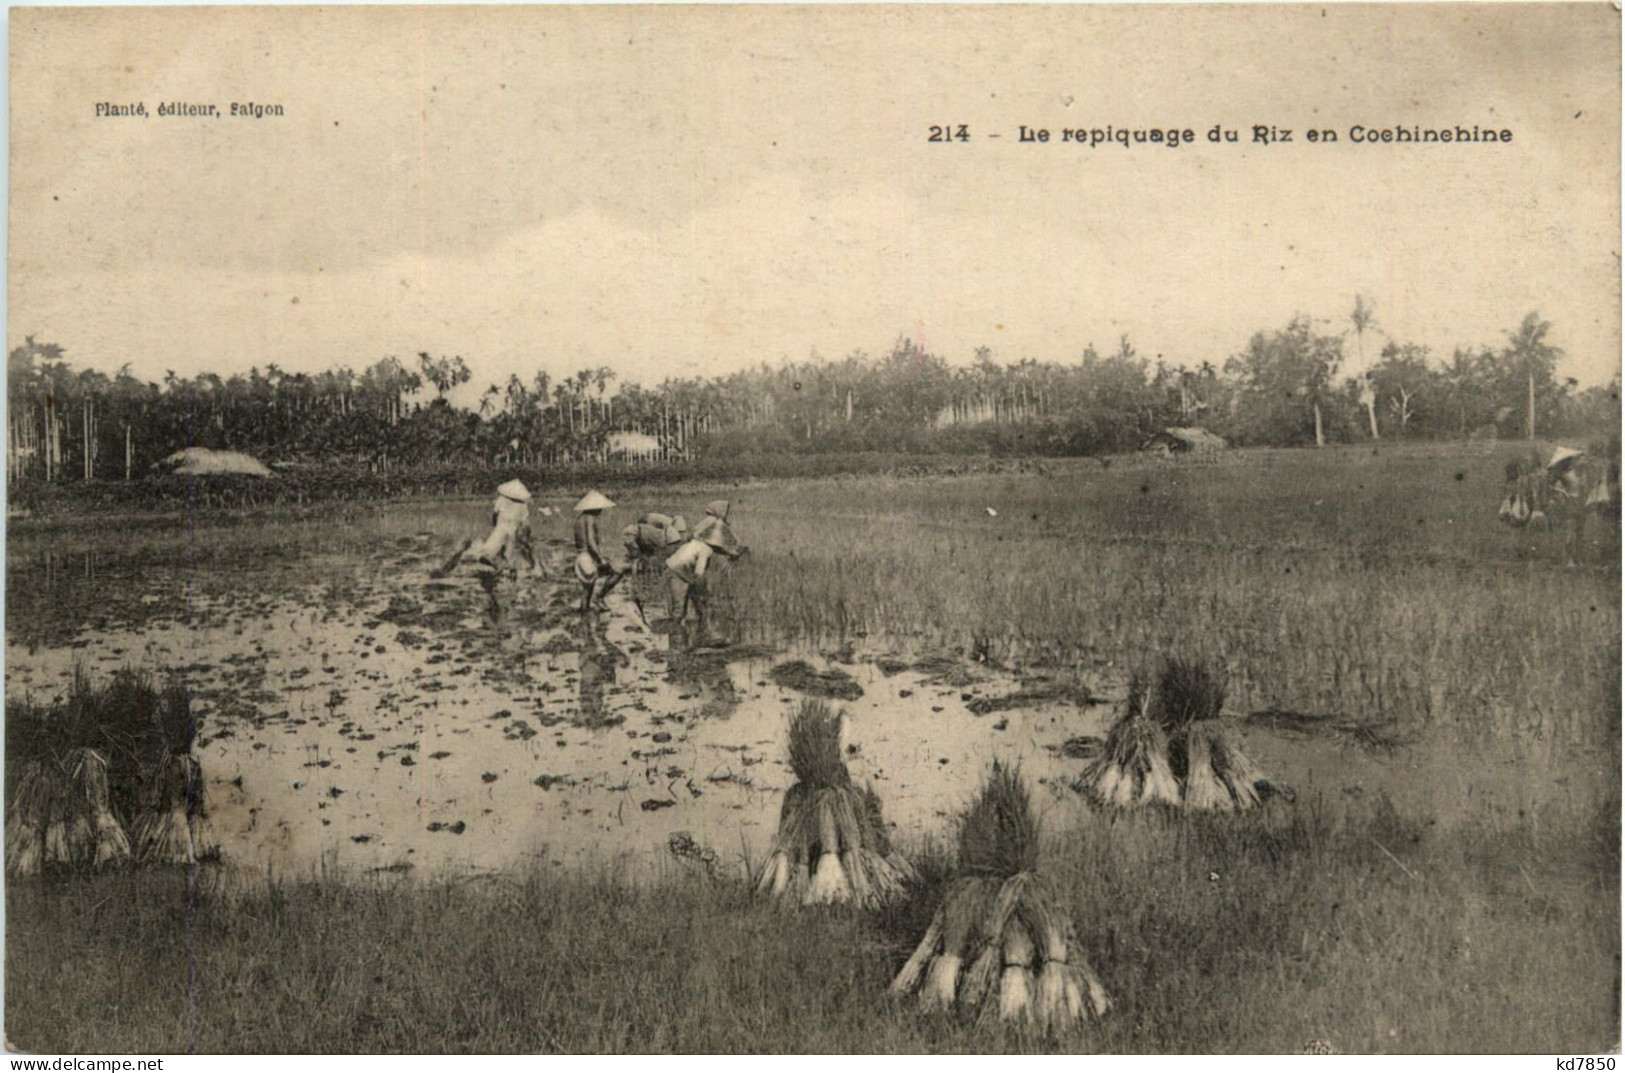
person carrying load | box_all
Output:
[622,512,690,572]
[1546,446,1613,564]
[573,490,625,614]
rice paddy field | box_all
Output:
[4,442,1620,1054]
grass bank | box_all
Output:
[8,793,1616,1054]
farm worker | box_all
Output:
[573,490,624,614]
[690,499,749,558]
[623,512,689,563]
[429,479,536,581]
[664,522,739,632]
[1545,447,1611,563]
[1547,447,1588,499]
[473,479,537,573]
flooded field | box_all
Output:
[6,464,1618,1054]
[8,466,1612,883]
[3,506,1111,879]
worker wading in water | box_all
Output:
[476,480,539,573]
[1546,446,1615,565]
[433,480,537,619]
[664,506,748,638]
[435,479,538,578]
[573,490,625,614]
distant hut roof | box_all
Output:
[157,447,273,477]
[607,431,662,456]
[1142,427,1227,452]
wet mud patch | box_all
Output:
[768,659,864,700]
[966,681,1095,717]
[1247,707,1411,752]
[1047,735,1105,761]
[909,653,985,688]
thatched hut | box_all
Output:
[1140,427,1227,457]
[156,447,273,477]
[754,699,915,908]
[891,762,1111,1031]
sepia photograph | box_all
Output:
[3,2,1620,1056]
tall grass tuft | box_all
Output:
[1153,657,1226,734]
[786,699,849,789]
[957,760,1040,879]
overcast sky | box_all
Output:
[10,4,1620,404]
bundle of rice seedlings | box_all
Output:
[1179,724,1232,811]
[133,754,213,866]
[5,760,49,877]
[1139,655,1272,811]
[7,670,199,875]
[753,700,915,908]
[891,761,1110,1032]
[7,670,193,822]
[70,749,131,868]
[1184,722,1265,811]
[6,749,132,874]
[1079,679,1181,808]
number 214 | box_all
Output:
[928,125,970,142]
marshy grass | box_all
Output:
[8,792,1614,1054]
[708,446,1620,752]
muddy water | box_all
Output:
[9,521,1606,883]
[4,533,1113,880]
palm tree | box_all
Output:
[593,366,617,427]
[1350,294,1378,438]
[1504,312,1561,440]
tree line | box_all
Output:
[7,303,1618,484]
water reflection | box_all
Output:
[576,616,628,726]
[662,624,740,720]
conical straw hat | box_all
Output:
[496,479,532,503]
[705,499,731,520]
[695,516,736,549]
[574,490,615,513]
[1547,446,1584,470]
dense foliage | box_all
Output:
[8,307,1617,489]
